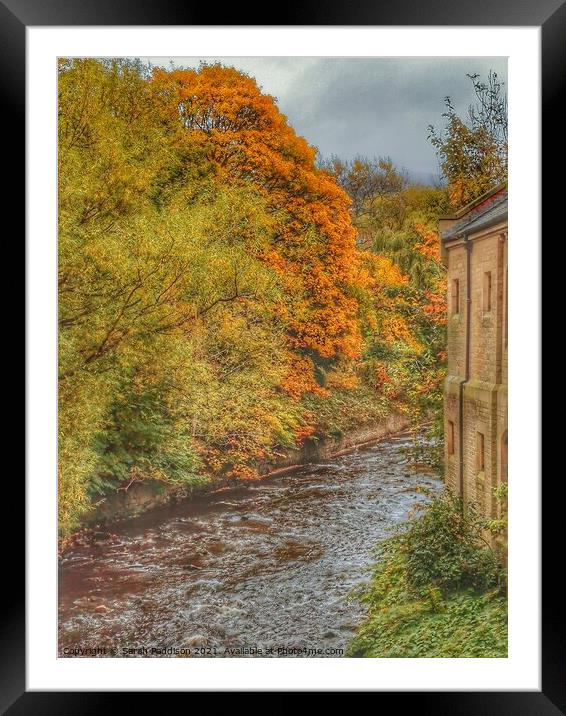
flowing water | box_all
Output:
[58,431,440,658]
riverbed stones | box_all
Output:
[59,432,442,657]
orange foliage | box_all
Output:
[152,65,363,381]
[414,222,441,261]
[414,223,447,326]
[422,288,447,326]
[294,423,317,442]
[148,65,444,410]
[448,179,467,211]
[281,354,329,400]
[373,362,391,387]
[357,251,421,350]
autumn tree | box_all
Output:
[320,155,407,217]
[58,60,296,530]
[323,152,448,422]
[428,71,507,209]
[151,65,364,371]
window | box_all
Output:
[451,279,460,315]
[447,421,455,455]
[483,271,492,313]
[476,431,485,472]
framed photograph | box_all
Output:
[11,0,556,707]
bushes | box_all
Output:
[404,492,504,593]
[348,490,507,658]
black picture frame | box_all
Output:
[10,0,556,709]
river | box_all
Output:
[58,430,440,658]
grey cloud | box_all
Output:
[143,56,508,182]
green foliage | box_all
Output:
[349,583,507,658]
[404,418,445,476]
[403,492,504,593]
[58,373,111,532]
[91,373,204,492]
[366,185,450,283]
[485,482,508,537]
[348,491,507,657]
[302,386,390,438]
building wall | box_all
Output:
[444,376,462,494]
[444,241,466,493]
[446,242,467,378]
[443,221,507,522]
[469,231,503,384]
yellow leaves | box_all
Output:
[380,315,419,350]
[325,366,360,391]
[362,251,408,288]
[355,250,415,354]
[448,179,467,211]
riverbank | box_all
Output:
[347,491,508,658]
[75,413,412,541]
[59,429,441,656]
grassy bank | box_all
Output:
[348,491,508,658]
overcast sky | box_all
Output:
[143,56,507,184]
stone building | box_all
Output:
[439,186,508,524]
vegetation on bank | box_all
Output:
[58,59,449,535]
[58,58,507,536]
[347,491,508,658]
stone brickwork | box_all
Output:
[440,187,508,523]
